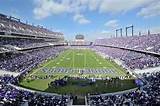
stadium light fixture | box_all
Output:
[125,25,134,37]
[115,28,123,37]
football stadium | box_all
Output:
[0,0,160,106]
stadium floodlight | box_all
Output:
[115,28,122,37]
[139,32,141,36]
[148,30,150,35]
[125,25,134,37]
[116,29,118,38]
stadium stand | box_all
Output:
[87,72,160,106]
[0,75,70,106]
[0,12,160,106]
[0,13,70,106]
[0,46,66,72]
[0,13,63,39]
[92,46,160,70]
[94,34,160,54]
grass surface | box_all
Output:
[29,49,127,77]
[19,49,135,95]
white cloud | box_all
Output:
[137,1,160,18]
[99,0,154,13]
[33,0,69,19]
[73,14,91,24]
[33,0,159,22]
[105,20,119,29]
[88,0,101,11]
[33,0,92,24]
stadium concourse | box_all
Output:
[0,13,160,106]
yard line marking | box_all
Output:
[72,50,74,68]
[30,59,54,76]
[30,50,70,76]
[84,49,86,68]
[58,50,71,68]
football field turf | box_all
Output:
[19,49,135,94]
[30,49,127,77]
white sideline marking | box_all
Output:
[30,60,53,76]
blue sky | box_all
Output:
[0,0,160,40]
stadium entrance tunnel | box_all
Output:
[72,95,85,105]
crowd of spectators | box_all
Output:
[0,47,9,53]
[94,34,160,53]
[87,72,160,105]
[0,37,49,48]
[0,13,63,38]
[0,46,66,72]
[0,12,160,105]
[0,13,65,52]
[0,37,65,52]
[93,46,160,70]
[0,75,70,106]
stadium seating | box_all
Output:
[0,12,160,106]
[87,72,160,106]
[95,34,160,53]
[0,13,63,38]
[0,75,70,106]
[0,37,47,48]
[0,13,71,106]
[0,46,66,72]
[93,44,160,70]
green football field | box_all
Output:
[19,49,135,95]
[29,49,127,77]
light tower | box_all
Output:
[115,28,122,37]
[125,25,134,36]
[148,30,150,35]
